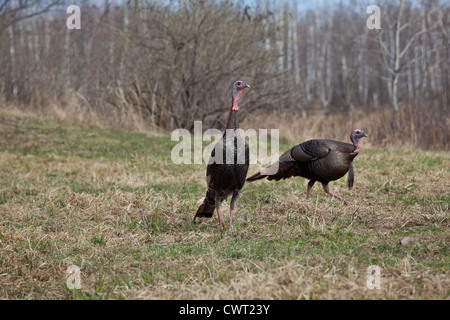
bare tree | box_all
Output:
[0,0,61,35]
[376,0,441,111]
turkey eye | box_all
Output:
[237,82,241,86]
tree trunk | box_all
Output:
[392,0,405,112]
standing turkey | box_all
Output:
[246,129,368,204]
[194,80,251,230]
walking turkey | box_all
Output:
[246,129,368,204]
[194,80,251,230]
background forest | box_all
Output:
[0,0,449,149]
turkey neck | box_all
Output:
[225,91,242,130]
[350,136,362,154]
[226,109,239,130]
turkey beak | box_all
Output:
[363,132,368,137]
[244,83,251,89]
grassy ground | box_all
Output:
[0,112,448,300]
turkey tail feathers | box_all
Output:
[348,163,354,190]
[246,172,267,182]
[194,193,215,221]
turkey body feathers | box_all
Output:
[206,135,249,205]
[246,129,367,204]
[194,80,250,229]
[248,139,355,184]
[194,132,249,224]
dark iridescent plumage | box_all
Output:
[194,81,250,230]
[246,130,367,204]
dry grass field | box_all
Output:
[0,111,448,300]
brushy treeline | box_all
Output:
[0,0,448,150]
